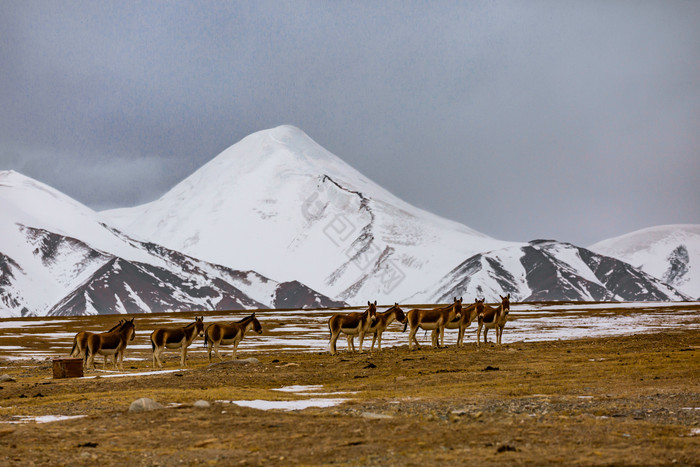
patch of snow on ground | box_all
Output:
[2,415,87,424]
[224,398,348,411]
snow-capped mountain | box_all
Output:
[589,225,700,300]
[411,240,690,303]
[102,125,515,304]
[0,170,344,317]
[102,126,692,306]
[3,127,693,317]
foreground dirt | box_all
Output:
[0,329,699,466]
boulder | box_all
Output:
[128,397,164,413]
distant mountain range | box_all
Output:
[1,126,696,317]
[589,225,700,300]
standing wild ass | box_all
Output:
[476,294,511,346]
[328,301,377,355]
[85,318,136,370]
[70,319,124,359]
[369,303,406,352]
[150,316,205,368]
[404,298,463,350]
[204,313,263,361]
[431,298,485,347]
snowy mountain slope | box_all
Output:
[589,225,700,299]
[411,240,690,303]
[102,125,515,303]
[0,171,344,317]
[3,131,694,313]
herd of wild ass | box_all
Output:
[69,295,511,369]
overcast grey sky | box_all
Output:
[1,1,698,246]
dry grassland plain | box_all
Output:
[0,304,698,466]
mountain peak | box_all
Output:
[101,126,507,302]
[0,170,48,190]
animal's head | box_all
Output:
[122,318,136,341]
[470,298,486,320]
[367,301,378,323]
[453,296,463,318]
[499,294,511,315]
[393,303,406,324]
[251,312,263,334]
[195,316,205,338]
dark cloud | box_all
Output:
[1,1,699,245]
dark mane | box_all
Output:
[107,320,123,332]
[233,313,256,325]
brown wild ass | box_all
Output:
[404,298,463,350]
[477,294,511,347]
[328,301,378,355]
[369,303,406,351]
[204,313,263,361]
[150,317,204,368]
[70,319,124,359]
[85,318,136,370]
[431,298,485,347]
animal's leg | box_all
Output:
[329,331,339,355]
[232,342,239,360]
[181,345,187,367]
[70,338,79,358]
[457,327,464,347]
[484,328,489,344]
[371,332,378,352]
[438,326,445,348]
[207,343,213,362]
[476,323,482,347]
[214,343,224,362]
[358,331,365,353]
[409,327,420,350]
[431,330,438,347]
[376,332,382,351]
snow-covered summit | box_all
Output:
[589,225,700,299]
[102,125,513,303]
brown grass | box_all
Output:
[0,325,698,465]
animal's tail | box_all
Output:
[69,337,78,357]
[203,330,209,349]
[84,344,90,363]
[150,336,155,352]
[402,321,408,332]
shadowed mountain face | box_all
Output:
[2,224,346,318]
[416,241,690,303]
